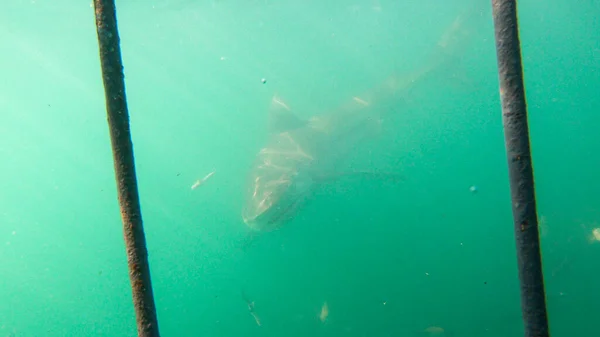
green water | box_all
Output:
[1,0,599,336]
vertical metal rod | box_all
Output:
[92,1,161,336]
[490,1,550,336]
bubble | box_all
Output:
[261,78,267,84]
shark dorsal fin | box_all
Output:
[268,95,307,134]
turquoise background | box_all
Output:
[0,0,598,336]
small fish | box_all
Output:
[191,170,215,190]
[242,290,262,326]
[319,301,329,323]
[250,311,261,326]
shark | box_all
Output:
[241,14,474,233]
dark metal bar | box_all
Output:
[490,1,550,336]
[92,1,161,336]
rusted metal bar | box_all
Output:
[92,1,161,336]
[490,1,550,336]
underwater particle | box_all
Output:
[11,231,16,235]
[261,78,267,84]
[425,272,429,276]
[469,185,478,193]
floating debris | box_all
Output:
[272,96,291,111]
[424,326,446,336]
[319,301,329,323]
[191,170,215,190]
[352,96,369,106]
[589,227,600,243]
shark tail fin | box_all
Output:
[425,3,488,87]
[343,9,480,117]
[384,7,482,102]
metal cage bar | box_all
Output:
[92,1,161,336]
[491,1,550,336]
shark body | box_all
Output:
[242,90,398,232]
[241,14,473,232]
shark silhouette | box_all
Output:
[241,14,474,232]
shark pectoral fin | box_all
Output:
[268,95,307,134]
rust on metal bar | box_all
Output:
[491,1,550,336]
[92,1,161,336]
